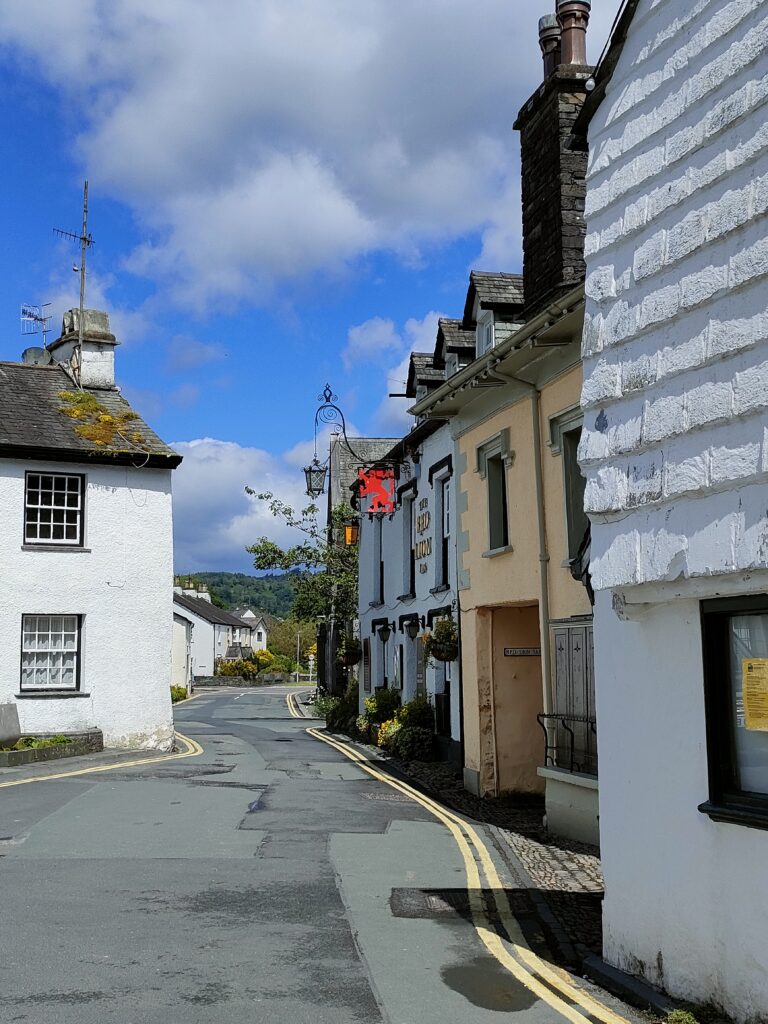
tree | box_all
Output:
[245,494,358,622]
[267,618,317,663]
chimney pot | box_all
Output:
[557,0,591,66]
[538,14,562,79]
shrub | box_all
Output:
[355,715,372,743]
[377,718,401,751]
[218,659,259,679]
[336,633,362,667]
[666,1012,699,1024]
[324,682,360,734]
[269,653,294,674]
[313,689,337,718]
[392,726,434,762]
[170,686,188,703]
[396,694,434,731]
[253,649,275,671]
[10,735,73,751]
[363,687,401,724]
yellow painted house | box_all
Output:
[410,10,599,843]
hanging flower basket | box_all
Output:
[429,642,459,663]
[336,635,362,667]
[422,616,459,664]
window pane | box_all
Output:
[728,614,768,795]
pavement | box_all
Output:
[0,686,647,1024]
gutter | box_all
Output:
[409,285,585,419]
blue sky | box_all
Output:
[0,1,617,572]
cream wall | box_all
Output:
[540,365,592,622]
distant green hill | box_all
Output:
[190,572,296,618]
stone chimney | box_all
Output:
[514,1,593,319]
[47,309,119,389]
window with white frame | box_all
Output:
[21,614,81,691]
[24,473,84,546]
[476,313,495,355]
[257,630,264,642]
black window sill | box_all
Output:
[698,799,768,831]
[22,545,90,553]
[396,593,416,603]
[16,691,90,700]
[369,600,384,608]
[430,584,450,595]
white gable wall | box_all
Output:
[0,459,175,749]
[580,0,768,1016]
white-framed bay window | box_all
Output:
[21,614,81,691]
[24,472,85,546]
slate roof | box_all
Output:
[463,271,525,324]
[0,362,181,468]
[434,318,476,368]
[173,593,253,628]
[405,352,445,398]
[328,435,399,510]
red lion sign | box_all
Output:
[357,467,396,515]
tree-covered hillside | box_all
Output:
[191,572,296,617]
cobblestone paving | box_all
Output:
[391,757,605,963]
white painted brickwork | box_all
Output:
[581,0,768,591]
[582,3,768,1018]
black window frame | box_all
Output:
[24,471,86,548]
[700,594,768,830]
[19,613,83,693]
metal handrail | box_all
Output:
[537,712,597,776]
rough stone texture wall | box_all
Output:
[516,67,592,319]
[580,2,768,1019]
[580,0,768,592]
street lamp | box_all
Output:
[304,457,328,499]
[378,621,395,644]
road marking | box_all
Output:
[286,692,303,718]
[307,727,630,1024]
[0,731,204,789]
[172,691,207,705]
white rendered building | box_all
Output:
[0,309,181,750]
[576,0,768,1016]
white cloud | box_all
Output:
[166,335,226,371]
[342,317,401,372]
[0,1,621,309]
[171,437,313,572]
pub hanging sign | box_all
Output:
[358,467,396,515]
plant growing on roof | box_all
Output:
[58,391,146,453]
[422,615,459,664]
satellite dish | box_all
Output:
[21,347,52,366]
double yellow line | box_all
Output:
[0,731,204,790]
[286,691,305,718]
[308,727,629,1024]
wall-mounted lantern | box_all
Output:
[344,521,360,546]
[304,457,328,499]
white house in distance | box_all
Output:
[173,584,253,677]
[0,308,181,749]
[172,612,194,692]
[576,0,768,1016]
[232,607,270,651]
[358,344,462,763]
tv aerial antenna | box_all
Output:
[53,180,95,385]
[20,302,52,348]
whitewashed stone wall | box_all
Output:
[581,0,768,589]
[580,1,768,1018]
[0,460,175,749]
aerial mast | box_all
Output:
[53,180,94,385]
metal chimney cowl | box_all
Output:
[557,0,591,66]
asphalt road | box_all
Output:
[0,687,634,1024]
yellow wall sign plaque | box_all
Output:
[742,658,768,731]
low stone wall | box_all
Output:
[194,673,292,688]
[0,729,104,768]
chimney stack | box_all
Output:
[557,0,591,66]
[539,15,562,79]
[47,309,119,389]
[514,5,594,318]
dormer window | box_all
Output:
[477,313,495,355]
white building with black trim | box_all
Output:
[0,308,181,749]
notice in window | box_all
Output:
[742,658,768,731]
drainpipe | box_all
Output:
[489,369,553,716]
